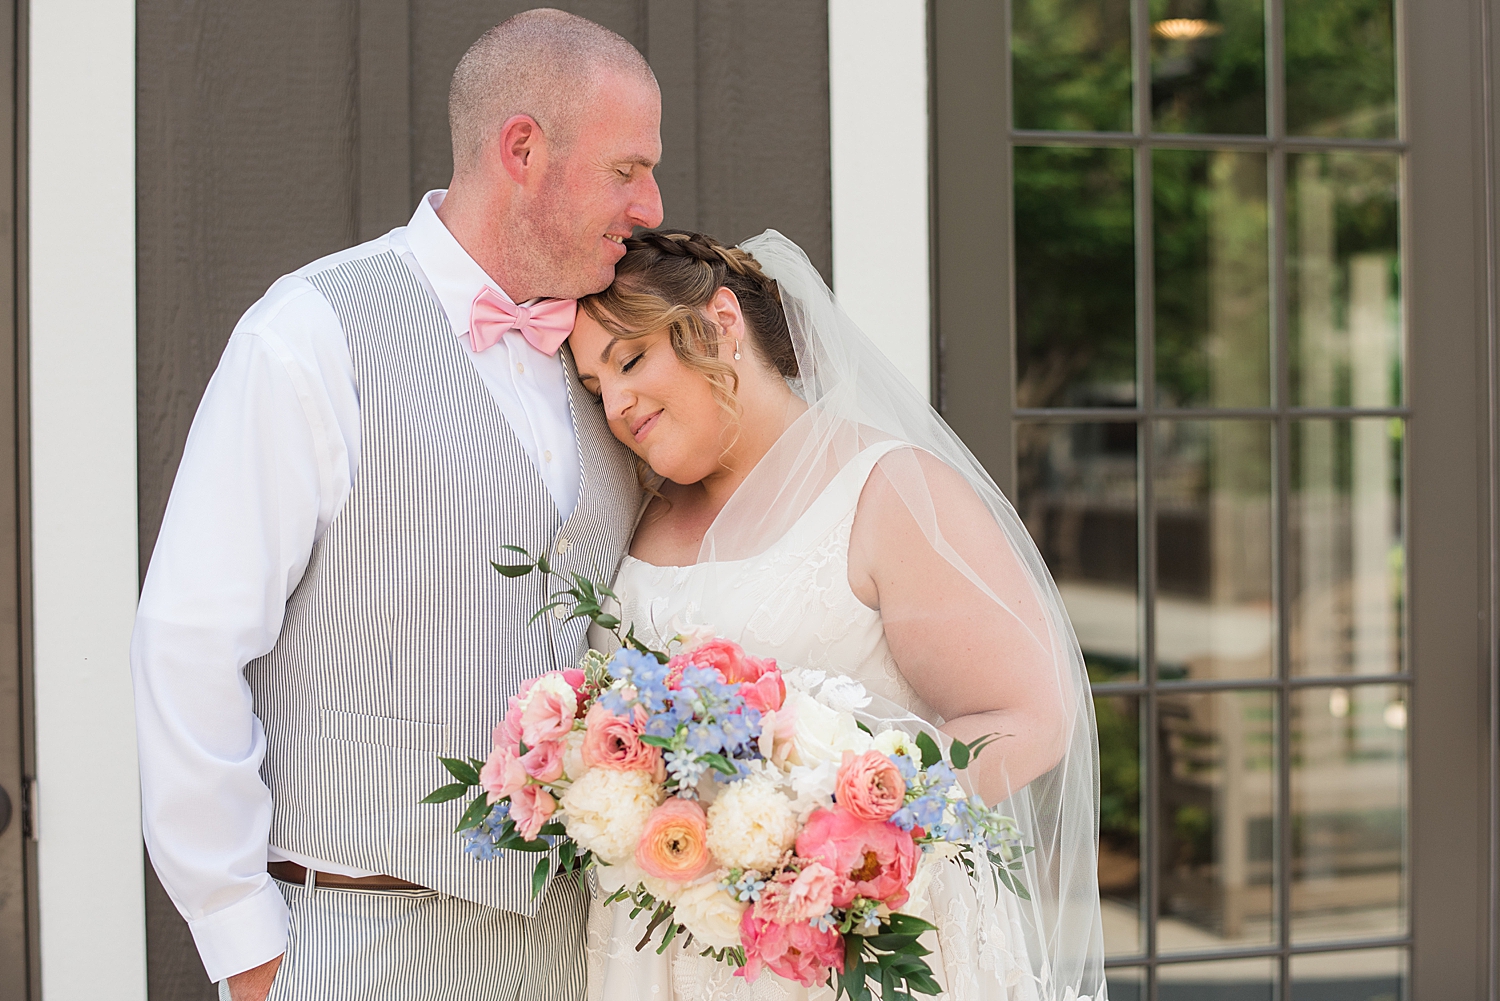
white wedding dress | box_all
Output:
[584,442,1042,1001]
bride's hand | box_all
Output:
[847,450,1072,805]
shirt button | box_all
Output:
[516,362,525,375]
[543,450,553,463]
[553,604,568,620]
[556,536,572,556]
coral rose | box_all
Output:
[737,908,845,987]
[519,740,565,783]
[510,785,557,841]
[795,807,920,910]
[582,704,663,776]
[835,750,906,822]
[635,797,713,882]
[740,669,787,713]
[667,638,775,688]
[479,745,528,802]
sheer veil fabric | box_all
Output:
[590,231,1106,1001]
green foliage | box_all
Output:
[832,914,943,1001]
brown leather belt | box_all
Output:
[268,860,426,891]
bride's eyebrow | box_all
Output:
[600,337,620,363]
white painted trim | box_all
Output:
[29,1,146,998]
[828,0,932,400]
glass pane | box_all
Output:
[1017,422,1140,681]
[1106,966,1147,1001]
[1158,690,1277,953]
[1291,684,1407,944]
[1290,419,1404,677]
[1015,146,1138,408]
[1151,0,1267,134]
[1288,152,1402,408]
[1291,948,1408,1001]
[1013,0,1134,132]
[1154,420,1275,681]
[1154,149,1270,407]
[1159,957,1277,1001]
[1286,0,1398,139]
[1095,694,1143,955]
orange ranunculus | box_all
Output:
[635,797,713,882]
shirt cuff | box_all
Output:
[187,877,290,984]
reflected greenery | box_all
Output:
[1286,0,1397,138]
[1014,145,1137,408]
[1013,0,1134,132]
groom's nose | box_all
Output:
[627,171,664,229]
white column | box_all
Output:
[828,0,932,400]
[30,1,145,999]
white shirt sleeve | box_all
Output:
[130,276,358,983]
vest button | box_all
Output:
[553,604,568,620]
[555,536,572,555]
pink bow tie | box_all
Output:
[468,287,577,356]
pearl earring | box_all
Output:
[733,340,742,361]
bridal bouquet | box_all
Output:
[425,550,1032,1001]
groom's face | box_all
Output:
[521,72,663,298]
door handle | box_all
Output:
[0,785,10,836]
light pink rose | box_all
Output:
[835,750,907,822]
[561,668,589,715]
[519,740,565,783]
[582,704,663,775]
[479,745,528,802]
[754,863,837,924]
[795,807,920,910]
[510,785,557,841]
[494,702,524,750]
[635,797,713,882]
[737,908,845,987]
[521,688,575,747]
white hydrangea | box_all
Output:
[673,878,748,949]
[561,727,589,784]
[705,775,799,872]
[558,767,662,865]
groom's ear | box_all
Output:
[496,114,546,185]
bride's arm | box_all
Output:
[847,451,1073,806]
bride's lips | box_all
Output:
[630,410,663,442]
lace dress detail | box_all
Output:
[584,444,1038,1001]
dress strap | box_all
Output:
[776,439,913,552]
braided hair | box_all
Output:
[578,230,799,419]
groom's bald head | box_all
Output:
[449,9,657,175]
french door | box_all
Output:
[934,1,1497,998]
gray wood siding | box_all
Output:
[134,3,828,997]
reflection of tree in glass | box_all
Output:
[1013,0,1134,132]
[1286,0,1397,138]
[1150,0,1266,134]
[1014,146,1136,408]
[1096,696,1142,851]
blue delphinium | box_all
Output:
[463,801,510,861]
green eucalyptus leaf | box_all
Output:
[531,857,551,898]
[498,544,531,555]
[420,782,469,804]
[536,554,552,575]
[491,562,535,578]
[702,752,739,776]
[915,731,942,769]
[455,792,492,832]
[638,734,674,749]
[439,756,480,785]
[949,740,971,771]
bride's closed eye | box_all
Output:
[620,350,644,373]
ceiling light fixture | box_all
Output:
[1152,18,1224,41]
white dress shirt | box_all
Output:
[130,190,582,983]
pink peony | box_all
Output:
[520,688,575,747]
[835,750,907,822]
[582,704,663,775]
[479,745,528,802]
[561,668,589,715]
[740,669,787,713]
[519,740,565,783]
[737,908,845,987]
[494,704,524,751]
[795,807,920,910]
[635,797,713,882]
[667,638,757,686]
[510,785,557,841]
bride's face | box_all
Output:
[571,298,740,485]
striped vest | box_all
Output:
[246,251,639,915]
